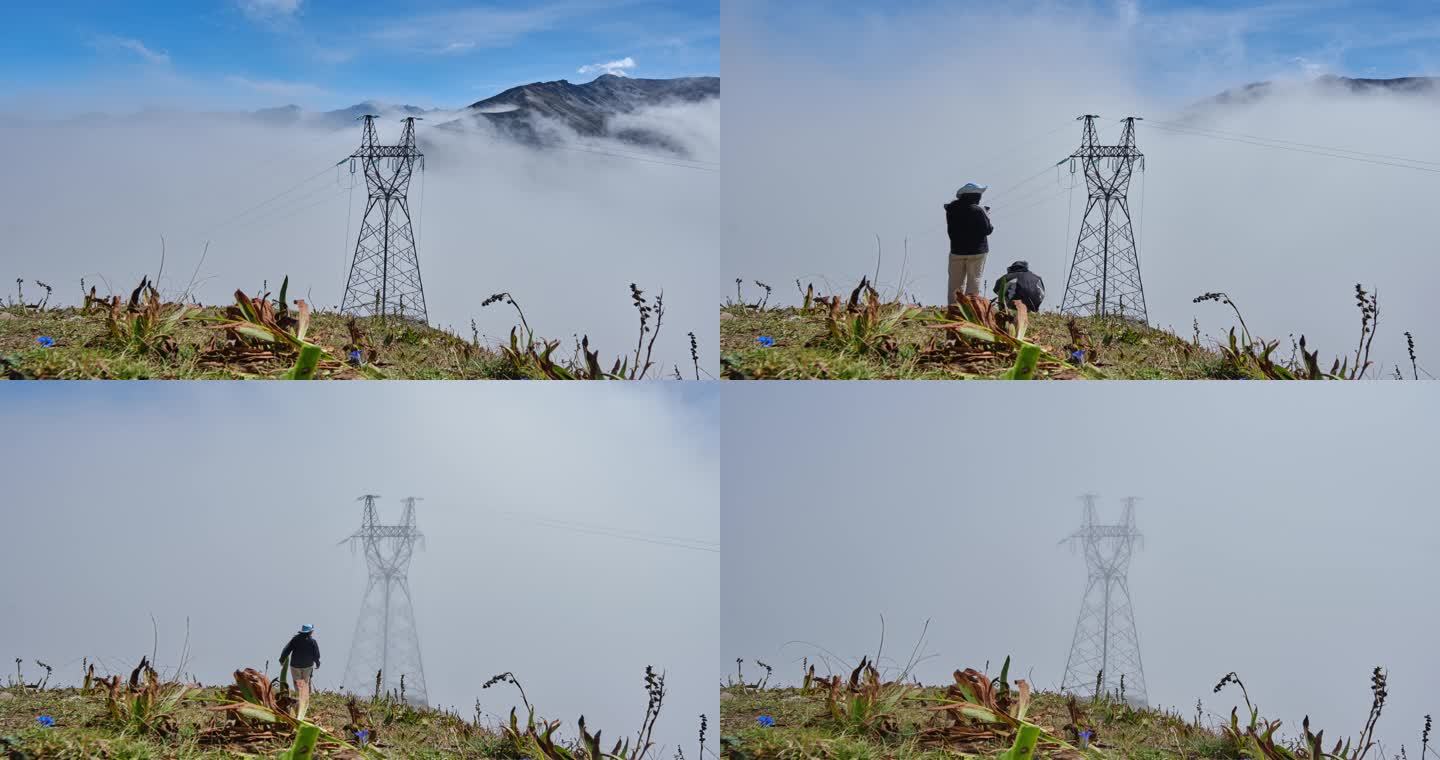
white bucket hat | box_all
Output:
[956,182,989,197]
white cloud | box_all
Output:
[95,35,171,65]
[237,0,302,20]
[437,41,477,55]
[0,100,720,373]
[369,6,572,53]
[224,75,329,98]
[579,56,637,77]
[1292,55,1333,78]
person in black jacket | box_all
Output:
[993,260,1046,312]
[944,183,993,305]
[280,624,320,718]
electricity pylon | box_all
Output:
[341,495,428,705]
[340,116,428,322]
[1060,115,1148,321]
[1059,494,1148,706]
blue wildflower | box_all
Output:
[36,715,54,728]
[1078,729,1093,747]
[756,715,774,728]
[36,336,54,348]
[756,336,775,348]
[348,349,363,366]
[356,728,370,745]
[1069,349,1085,365]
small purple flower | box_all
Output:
[348,349,363,366]
[1069,349,1085,364]
[756,336,775,348]
[36,715,54,728]
[1078,729,1093,747]
[36,336,54,348]
[356,728,370,745]
[756,715,774,728]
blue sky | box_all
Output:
[1,0,717,112]
[728,0,1440,98]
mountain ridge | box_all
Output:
[1201,74,1440,108]
[14,74,719,154]
[451,73,720,151]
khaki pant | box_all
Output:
[291,666,313,720]
[948,253,987,304]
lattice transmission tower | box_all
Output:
[1059,494,1148,706]
[341,495,429,705]
[1060,115,1148,321]
[341,116,428,322]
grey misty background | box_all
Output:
[0,76,720,372]
[723,0,1440,374]
[722,382,1440,753]
[0,383,719,753]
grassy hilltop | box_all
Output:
[0,278,699,380]
[719,281,1407,381]
[0,660,688,759]
[0,680,505,758]
[720,658,1403,760]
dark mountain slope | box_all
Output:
[456,74,720,151]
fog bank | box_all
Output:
[1,97,719,372]
[0,383,719,753]
[723,382,1440,754]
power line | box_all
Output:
[1148,122,1440,175]
[503,509,720,545]
[503,513,720,552]
[904,158,1067,243]
[987,168,1070,212]
[991,186,1069,217]
[960,119,1080,184]
[202,179,350,247]
[496,510,719,553]
[240,185,350,232]
[1148,118,1440,167]
[986,119,1127,204]
[1061,169,1077,289]
[340,171,356,301]
[193,160,345,241]
[985,159,1068,202]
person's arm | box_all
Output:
[982,207,993,235]
[314,641,320,668]
[280,638,294,664]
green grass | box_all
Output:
[720,685,1237,759]
[2,276,694,380]
[0,684,509,758]
[0,304,526,380]
[720,304,1233,380]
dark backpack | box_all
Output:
[997,270,1045,311]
